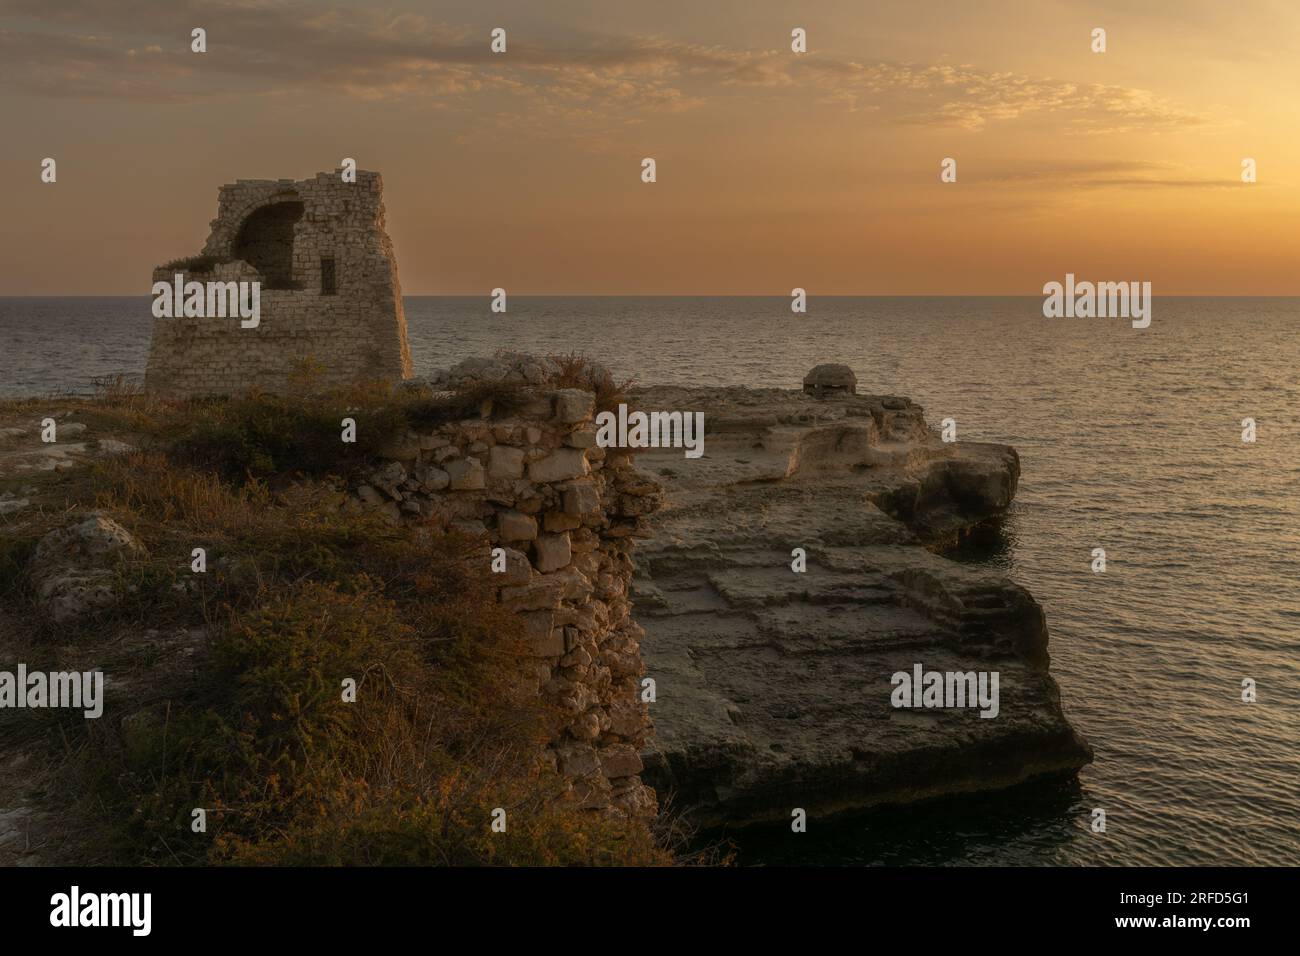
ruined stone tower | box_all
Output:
[145,170,412,397]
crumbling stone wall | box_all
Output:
[145,170,412,397]
[348,379,663,817]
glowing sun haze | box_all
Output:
[1,0,1296,294]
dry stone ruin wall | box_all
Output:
[145,170,412,398]
[144,166,662,815]
[349,383,663,817]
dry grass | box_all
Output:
[157,255,224,274]
[546,351,636,413]
[0,388,673,867]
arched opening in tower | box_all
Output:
[233,200,304,289]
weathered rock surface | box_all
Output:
[629,384,1092,827]
[29,512,143,624]
[803,362,857,397]
[0,414,131,482]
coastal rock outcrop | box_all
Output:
[357,358,1091,828]
[1,353,1092,845]
[802,363,857,397]
[628,381,1092,827]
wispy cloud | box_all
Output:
[0,0,1208,134]
[983,159,1248,190]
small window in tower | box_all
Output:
[320,257,336,295]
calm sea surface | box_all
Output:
[2,296,1297,865]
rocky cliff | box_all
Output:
[348,358,1091,829]
[628,383,1093,827]
[1,357,1092,846]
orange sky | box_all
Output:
[2,0,1297,294]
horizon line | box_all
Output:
[4,293,1300,299]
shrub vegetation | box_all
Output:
[0,368,672,865]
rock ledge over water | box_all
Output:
[628,381,1092,827]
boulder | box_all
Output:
[802,363,857,397]
[29,512,143,624]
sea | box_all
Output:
[2,295,1297,866]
